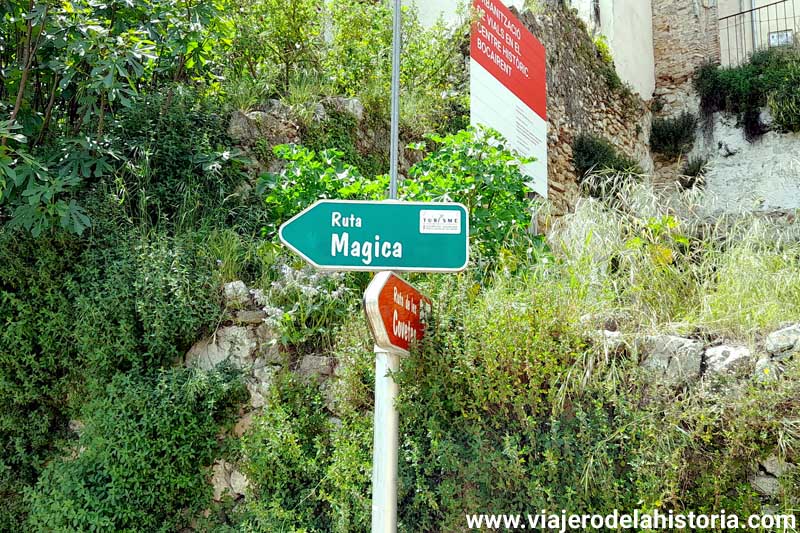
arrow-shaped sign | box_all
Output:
[279,200,469,272]
[364,271,432,355]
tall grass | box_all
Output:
[546,175,800,338]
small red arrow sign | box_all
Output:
[364,272,432,355]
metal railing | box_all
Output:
[719,0,799,66]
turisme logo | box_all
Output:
[419,210,462,235]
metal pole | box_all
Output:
[389,0,402,200]
[373,5,402,529]
[371,346,400,533]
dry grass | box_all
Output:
[543,173,800,340]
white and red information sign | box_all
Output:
[470,0,548,197]
[364,272,432,355]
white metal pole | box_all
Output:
[389,0,402,200]
[374,2,402,526]
[371,345,400,533]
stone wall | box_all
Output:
[516,5,654,215]
[692,110,800,215]
[652,0,721,117]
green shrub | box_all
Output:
[256,144,389,238]
[262,128,536,267]
[73,232,221,385]
[768,60,800,132]
[573,133,639,176]
[572,133,640,197]
[679,156,708,189]
[253,254,356,351]
[594,35,614,66]
[324,0,468,135]
[694,48,800,137]
[403,128,536,264]
[111,87,249,231]
[0,230,83,529]
[228,0,323,93]
[650,112,697,158]
[26,367,246,532]
[239,372,334,531]
[302,107,387,178]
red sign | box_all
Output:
[471,0,547,119]
[363,272,432,354]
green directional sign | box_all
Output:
[279,200,469,272]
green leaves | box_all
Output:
[261,127,536,267]
[403,127,536,265]
[26,367,246,532]
[257,144,388,238]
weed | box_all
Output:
[650,112,698,158]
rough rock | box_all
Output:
[260,99,292,118]
[233,411,256,438]
[246,366,276,409]
[253,364,278,386]
[754,356,782,383]
[640,335,704,381]
[312,102,327,122]
[186,326,258,370]
[765,324,800,356]
[590,330,627,356]
[704,345,752,375]
[326,96,364,121]
[320,379,338,413]
[235,309,267,325]
[223,281,250,308]
[227,104,300,148]
[255,322,276,343]
[211,461,230,501]
[297,355,334,378]
[69,419,85,434]
[761,455,795,478]
[229,469,250,496]
[211,460,249,501]
[749,474,781,497]
[227,111,263,145]
[246,381,266,409]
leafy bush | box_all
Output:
[573,133,638,176]
[0,0,231,236]
[767,60,800,132]
[26,367,246,532]
[251,255,355,350]
[404,128,536,263]
[111,88,249,231]
[228,0,323,93]
[262,128,537,266]
[572,133,640,197]
[650,112,697,158]
[302,107,387,177]
[694,48,800,137]
[256,145,389,237]
[0,225,223,526]
[239,372,334,531]
[0,230,82,529]
[324,0,468,135]
[73,232,221,385]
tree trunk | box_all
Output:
[34,74,60,147]
[2,1,34,148]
